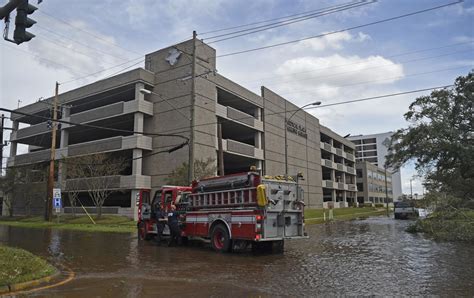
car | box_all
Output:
[394,201,416,219]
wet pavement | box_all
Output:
[1,216,473,297]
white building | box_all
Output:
[347,132,402,200]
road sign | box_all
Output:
[53,188,62,208]
[53,188,61,199]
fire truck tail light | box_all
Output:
[256,215,263,221]
[255,234,261,241]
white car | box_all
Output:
[394,201,416,219]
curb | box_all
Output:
[0,269,60,295]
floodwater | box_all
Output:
[1,217,473,297]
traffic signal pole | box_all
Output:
[46,82,59,221]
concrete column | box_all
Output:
[331,189,336,203]
[58,106,70,189]
[256,107,262,121]
[131,189,140,221]
[132,149,142,175]
[134,112,144,132]
[254,131,262,149]
[132,112,144,175]
[60,106,70,148]
[9,120,19,157]
[135,82,145,101]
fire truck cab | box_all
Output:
[137,186,191,241]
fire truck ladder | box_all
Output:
[190,187,257,208]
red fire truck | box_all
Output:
[137,172,308,252]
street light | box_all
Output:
[410,176,415,199]
[284,101,321,177]
[139,88,191,121]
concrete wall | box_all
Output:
[143,39,218,190]
[261,87,323,208]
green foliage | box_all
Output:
[0,246,56,286]
[166,158,217,185]
[386,70,474,200]
[407,209,474,242]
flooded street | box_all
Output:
[1,217,473,296]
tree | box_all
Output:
[386,70,474,201]
[67,153,127,218]
[0,164,44,216]
[65,180,80,217]
[0,168,19,216]
[166,158,217,185]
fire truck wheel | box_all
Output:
[210,224,231,253]
[138,222,152,241]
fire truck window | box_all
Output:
[164,192,173,204]
[142,191,150,204]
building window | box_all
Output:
[363,138,376,144]
[364,157,378,163]
[363,151,377,157]
[356,169,363,178]
[357,183,364,191]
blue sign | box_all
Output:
[53,188,62,208]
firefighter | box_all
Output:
[154,203,167,245]
[167,204,181,246]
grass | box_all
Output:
[0,215,136,233]
[0,246,56,287]
[305,207,388,224]
[407,209,474,242]
[0,208,389,232]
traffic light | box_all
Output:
[13,0,37,44]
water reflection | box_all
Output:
[0,217,473,296]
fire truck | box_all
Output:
[137,172,308,252]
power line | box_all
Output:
[276,65,469,97]
[215,1,463,58]
[1,43,90,75]
[37,10,142,56]
[206,0,376,44]
[3,84,457,167]
[239,41,474,84]
[251,48,473,89]
[200,0,365,35]
[307,85,454,109]
[0,107,189,141]
[36,24,131,61]
[60,56,144,85]
[33,33,125,64]
[155,83,456,135]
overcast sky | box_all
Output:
[1,0,473,195]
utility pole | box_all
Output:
[187,30,197,184]
[410,178,413,200]
[46,82,59,221]
[384,167,389,216]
